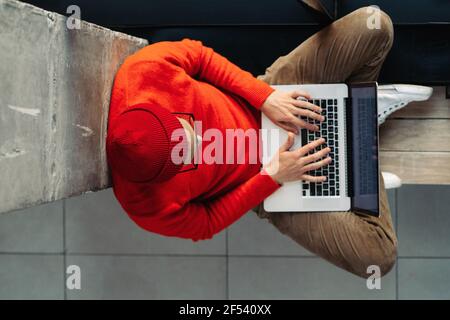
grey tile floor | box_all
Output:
[0,185,449,299]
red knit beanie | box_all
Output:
[106,105,187,183]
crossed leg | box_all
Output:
[256,7,397,278]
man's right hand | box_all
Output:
[264,133,331,185]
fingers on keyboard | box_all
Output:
[301,98,340,197]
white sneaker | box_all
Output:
[382,171,402,189]
[377,84,433,125]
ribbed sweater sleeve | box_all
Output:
[129,171,280,241]
[138,38,275,109]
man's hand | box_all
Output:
[264,133,331,185]
[261,90,324,134]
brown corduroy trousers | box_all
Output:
[254,7,397,278]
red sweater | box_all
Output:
[108,39,280,241]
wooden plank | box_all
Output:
[380,151,450,185]
[390,86,450,119]
[380,119,450,152]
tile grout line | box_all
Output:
[398,256,450,259]
[0,251,449,259]
[58,253,229,257]
[63,253,319,258]
[0,252,64,255]
[395,188,399,300]
[63,199,67,300]
[226,228,229,300]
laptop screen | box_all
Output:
[349,83,380,216]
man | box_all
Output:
[106,7,397,278]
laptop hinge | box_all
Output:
[344,96,354,198]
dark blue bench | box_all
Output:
[23,0,450,85]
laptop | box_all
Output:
[261,82,380,217]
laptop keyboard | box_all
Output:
[301,99,340,197]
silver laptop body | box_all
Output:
[262,83,351,212]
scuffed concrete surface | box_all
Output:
[0,0,148,213]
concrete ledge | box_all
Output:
[0,0,148,214]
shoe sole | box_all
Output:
[378,84,433,101]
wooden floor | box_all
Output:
[380,86,450,185]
